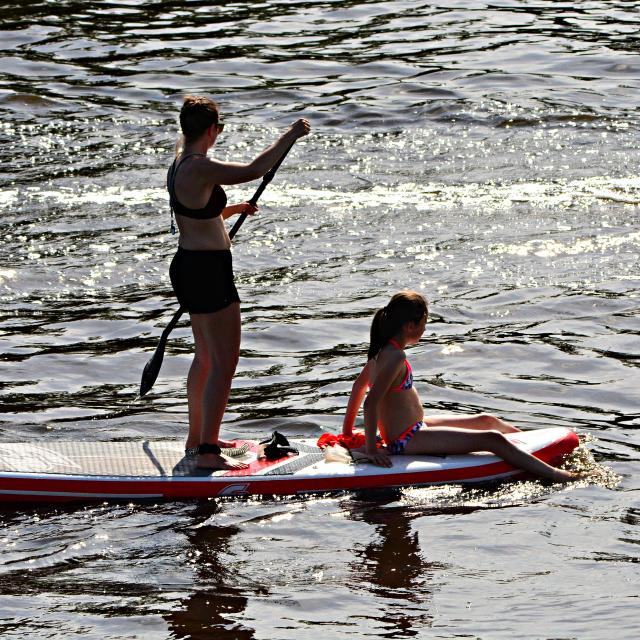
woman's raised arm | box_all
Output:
[205,119,310,185]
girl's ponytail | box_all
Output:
[367,291,428,361]
[368,307,387,361]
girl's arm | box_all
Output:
[203,119,310,186]
[342,361,373,437]
[362,353,405,467]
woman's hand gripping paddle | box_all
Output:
[139,141,297,397]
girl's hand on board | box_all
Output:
[366,449,392,468]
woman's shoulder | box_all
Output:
[184,155,240,185]
[172,154,225,188]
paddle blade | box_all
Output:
[139,306,185,397]
[139,341,166,397]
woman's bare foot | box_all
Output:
[185,439,237,453]
[197,453,248,471]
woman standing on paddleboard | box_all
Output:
[169,96,310,470]
[343,291,584,481]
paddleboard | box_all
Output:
[0,427,579,503]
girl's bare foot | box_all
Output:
[552,468,589,483]
[197,453,248,471]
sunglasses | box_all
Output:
[215,122,225,133]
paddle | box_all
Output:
[139,140,297,397]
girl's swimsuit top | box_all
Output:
[387,339,414,392]
[167,153,227,220]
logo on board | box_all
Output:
[218,483,250,496]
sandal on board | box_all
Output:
[259,431,299,460]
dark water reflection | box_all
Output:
[1,0,639,638]
[347,498,437,635]
[2,477,635,639]
[166,510,254,640]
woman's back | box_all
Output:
[169,154,231,250]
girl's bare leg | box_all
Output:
[404,427,579,482]
[424,413,520,433]
[189,303,247,470]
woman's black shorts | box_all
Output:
[169,247,240,314]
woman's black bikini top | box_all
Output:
[167,153,227,225]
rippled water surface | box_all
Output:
[1,1,639,638]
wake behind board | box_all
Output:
[0,428,579,504]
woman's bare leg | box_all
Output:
[189,303,247,470]
[186,319,237,450]
[424,413,520,433]
[185,322,209,451]
[404,427,579,482]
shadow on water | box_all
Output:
[164,493,442,639]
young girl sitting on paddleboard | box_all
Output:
[342,291,582,482]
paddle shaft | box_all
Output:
[228,139,296,239]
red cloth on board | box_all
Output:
[317,430,381,450]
